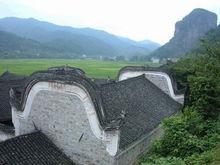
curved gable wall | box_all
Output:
[12,81,119,165]
[118,71,184,104]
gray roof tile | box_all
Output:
[9,67,183,150]
[0,72,26,122]
[100,75,182,149]
[0,131,75,165]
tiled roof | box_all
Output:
[92,78,114,86]
[9,67,183,150]
[0,131,75,165]
[100,75,182,149]
[0,71,26,122]
[117,66,186,95]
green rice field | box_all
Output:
[0,59,160,79]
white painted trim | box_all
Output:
[12,81,119,156]
[12,107,20,136]
[118,71,184,104]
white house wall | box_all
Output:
[12,81,119,165]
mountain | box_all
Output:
[190,24,220,54]
[0,30,113,58]
[0,17,158,58]
[0,30,50,58]
[203,25,220,44]
[149,8,217,59]
[138,40,161,51]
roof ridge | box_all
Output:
[117,65,186,95]
[0,71,25,81]
[102,73,181,105]
[10,69,122,131]
[100,74,146,87]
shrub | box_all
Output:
[141,155,185,165]
[139,41,220,165]
[150,107,219,159]
[188,76,219,118]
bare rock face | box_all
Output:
[173,8,217,50]
[150,8,217,58]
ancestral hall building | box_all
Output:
[0,66,185,165]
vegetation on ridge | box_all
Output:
[139,40,220,164]
[148,8,217,59]
[0,17,160,59]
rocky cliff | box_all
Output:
[150,8,217,59]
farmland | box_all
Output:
[0,59,159,78]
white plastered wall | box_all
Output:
[11,81,119,157]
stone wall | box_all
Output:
[13,88,115,165]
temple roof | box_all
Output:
[0,131,75,165]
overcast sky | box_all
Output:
[0,0,219,44]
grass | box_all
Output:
[0,59,159,79]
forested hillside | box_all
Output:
[0,17,160,59]
[139,33,220,164]
[0,30,52,58]
[191,25,220,54]
[0,30,91,59]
